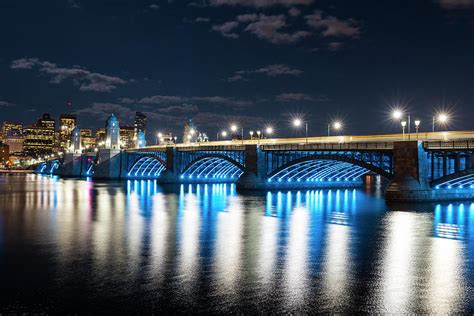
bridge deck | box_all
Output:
[127,131,474,152]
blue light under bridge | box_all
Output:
[127,156,166,179]
[267,159,373,184]
[180,156,244,182]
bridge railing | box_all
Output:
[423,140,474,150]
[261,142,395,151]
[177,145,246,152]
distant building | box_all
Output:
[3,122,24,154]
[0,143,9,168]
[133,112,147,147]
[158,132,177,145]
[197,132,209,143]
[136,130,146,148]
[105,114,120,149]
[59,114,76,150]
[183,119,196,144]
[80,129,96,151]
[95,128,106,148]
[23,114,56,156]
[120,125,134,149]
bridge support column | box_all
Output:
[59,153,83,177]
[93,149,122,179]
[385,141,430,202]
[236,145,266,190]
[157,147,179,183]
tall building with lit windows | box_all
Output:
[183,119,196,144]
[133,112,147,147]
[120,125,134,149]
[59,114,76,150]
[2,122,23,153]
[23,114,56,156]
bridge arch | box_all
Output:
[180,154,245,180]
[267,154,392,183]
[431,168,474,189]
[127,154,166,178]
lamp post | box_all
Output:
[432,113,449,133]
[328,121,342,136]
[293,118,308,143]
[265,126,273,139]
[249,131,254,139]
[157,132,163,145]
[401,121,407,140]
[414,120,420,140]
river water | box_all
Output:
[0,174,473,313]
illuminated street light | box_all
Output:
[392,109,403,120]
[221,131,227,137]
[432,113,449,132]
[190,129,196,135]
[293,118,308,143]
[264,126,273,139]
[415,119,421,140]
[392,109,411,138]
[230,125,237,132]
[401,120,407,140]
[328,121,342,136]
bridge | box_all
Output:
[35,131,474,202]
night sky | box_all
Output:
[1,0,473,140]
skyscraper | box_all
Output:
[133,112,147,147]
[59,114,76,150]
[23,114,56,156]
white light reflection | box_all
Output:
[321,218,350,308]
[213,196,244,299]
[378,212,424,313]
[284,206,310,309]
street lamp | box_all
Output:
[415,120,421,140]
[328,121,342,136]
[392,109,411,138]
[265,126,273,139]
[401,120,407,140]
[293,118,308,143]
[221,131,228,138]
[249,131,254,139]
[432,113,449,133]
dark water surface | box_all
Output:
[0,174,473,313]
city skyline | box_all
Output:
[1,0,474,137]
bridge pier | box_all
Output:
[93,149,122,179]
[385,141,430,202]
[236,145,266,190]
[157,147,180,183]
[59,153,84,177]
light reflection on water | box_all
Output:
[0,174,473,313]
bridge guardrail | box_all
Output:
[261,142,394,151]
[177,145,246,152]
[423,140,474,150]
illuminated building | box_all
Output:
[105,114,120,149]
[133,112,147,147]
[23,114,56,156]
[183,119,196,144]
[2,122,23,153]
[0,143,9,168]
[95,128,106,148]
[59,114,76,150]
[80,129,96,151]
[120,125,134,149]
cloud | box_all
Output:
[437,0,474,9]
[122,95,253,108]
[288,7,301,17]
[75,102,134,120]
[149,4,160,10]
[195,17,211,22]
[0,100,14,107]
[276,93,330,102]
[244,14,311,44]
[212,21,240,38]
[209,0,313,7]
[228,64,303,81]
[11,58,128,92]
[305,10,360,38]
[68,0,81,9]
